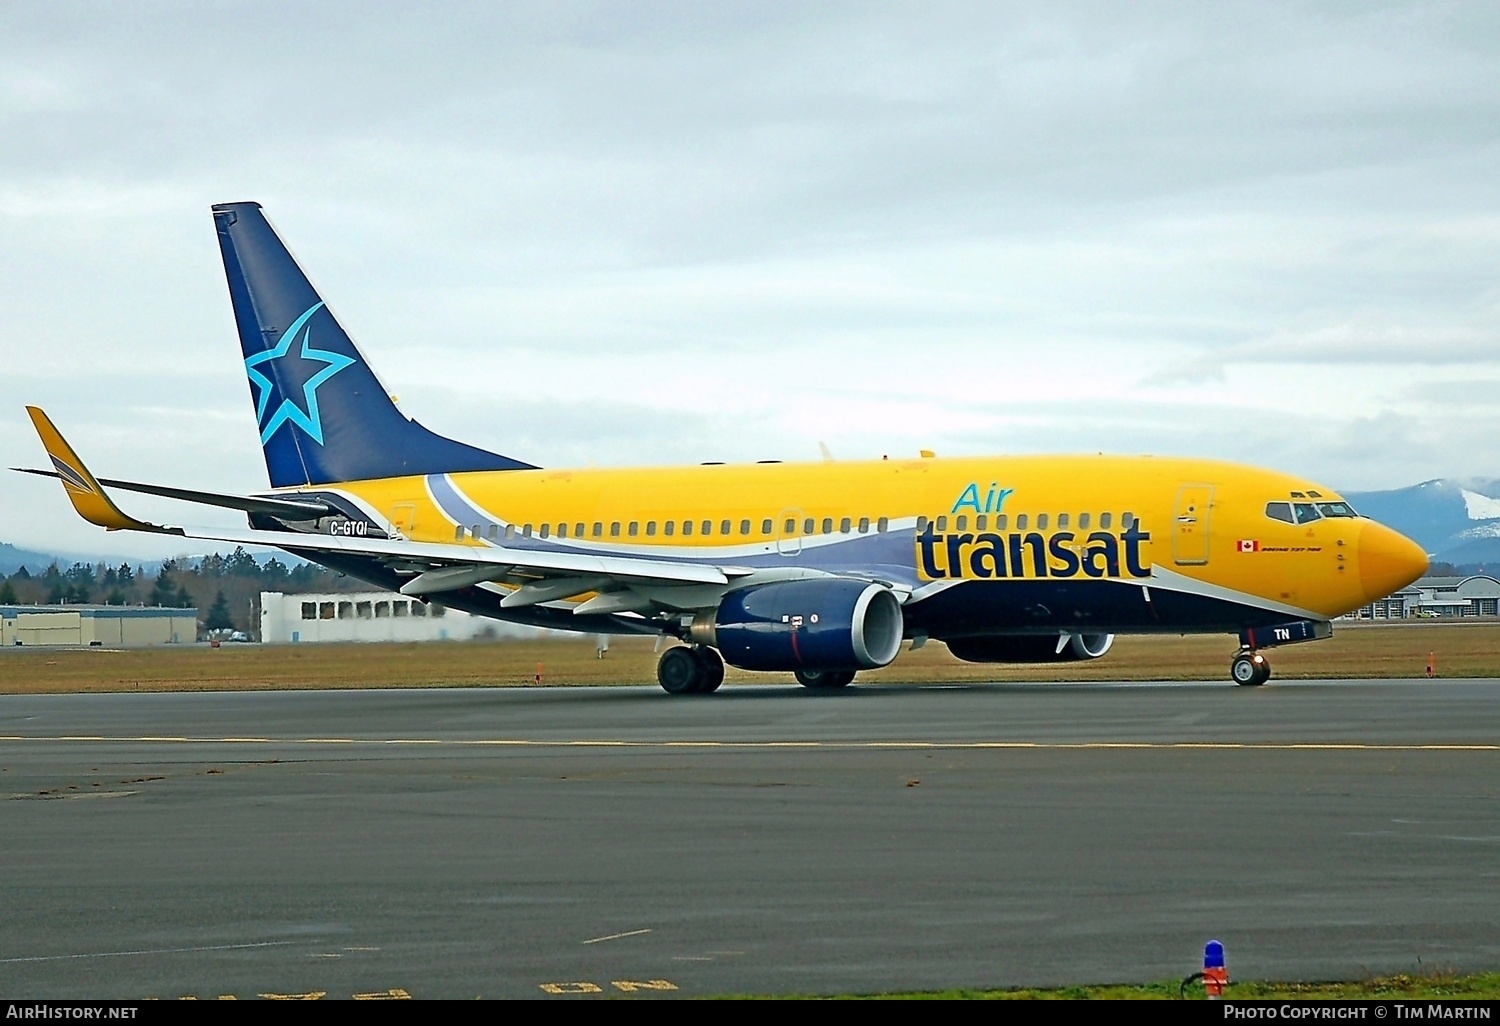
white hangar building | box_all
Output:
[259,591,548,644]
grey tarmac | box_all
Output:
[1,678,1498,999]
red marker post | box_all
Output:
[1203,940,1227,999]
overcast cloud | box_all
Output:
[2,1,1498,559]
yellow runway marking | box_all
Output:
[0,735,1495,752]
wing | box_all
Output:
[20,407,739,618]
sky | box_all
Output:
[2,1,1498,560]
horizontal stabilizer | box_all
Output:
[10,467,332,519]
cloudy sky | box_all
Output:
[2,2,1498,559]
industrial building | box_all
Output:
[258,591,547,644]
[1356,575,1500,619]
[1,605,198,647]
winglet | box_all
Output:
[24,407,178,534]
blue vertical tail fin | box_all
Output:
[212,201,534,488]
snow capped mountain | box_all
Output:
[1344,479,1500,568]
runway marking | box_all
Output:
[0,940,294,964]
[0,735,1495,752]
[582,928,652,945]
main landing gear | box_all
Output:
[794,668,856,689]
[656,645,725,695]
[1230,650,1271,686]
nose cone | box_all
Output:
[1359,521,1429,602]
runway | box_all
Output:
[2,678,1498,998]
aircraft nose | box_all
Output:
[1358,520,1428,603]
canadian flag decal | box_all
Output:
[1237,540,1260,553]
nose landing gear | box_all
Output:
[1230,650,1270,686]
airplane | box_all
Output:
[17,202,1429,693]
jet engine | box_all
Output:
[690,578,904,672]
[945,633,1115,663]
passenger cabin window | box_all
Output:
[822,518,833,534]
[719,520,730,535]
[593,522,603,537]
[523,525,533,538]
[1292,503,1322,524]
[610,522,620,537]
[785,518,797,534]
[858,517,870,533]
[841,517,852,533]
[682,521,692,536]
[1099,513,1112,529]
[557,523,567,539]
[1016,514,1028,530]
[505,525,516,540]
[575,523,584,537]
[1057,514,1069,529]
[759,519,770,534]
[917,516,929,532]
[955,516,967,531]
[472,524,483,539]
[1078,513,1090,529]
[741,519,752,535]
[804,518,815,534]
[1265,502,1294,524]
[936,516,948,532]
[488,525,499,540]
[646,521,657,536]
[877,517,889,532]
[628,522,638,537]
[1036,514,1048,530]
[975,515,986,530]
[454,525,465,540]
[539,524,550,539]
[663,521,674,537]
[1123,513,1136,529]
[996,514,1008,530]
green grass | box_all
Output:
[736,971,1500,999]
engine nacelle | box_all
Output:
[691,579,904,672]
[946,633,1115,664]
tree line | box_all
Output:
[0,548,367,633]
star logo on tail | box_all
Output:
[244,302,356,445]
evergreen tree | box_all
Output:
[227,547,259,577]
[64,563,95,604]
[204,590,233,631]
[175,585,193,609]
[42,563,64,604]
[0,580,17,604]
[261,558,290,586]
[149,565,177,607]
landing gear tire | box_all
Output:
[692,646,724,694]
[795,668,856,689]
[1231,651,1270,686]
[657,646,702,695]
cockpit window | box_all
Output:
[1316,502,1358,518]
[1292,503,1322,524]
[1265,501,1294,524]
